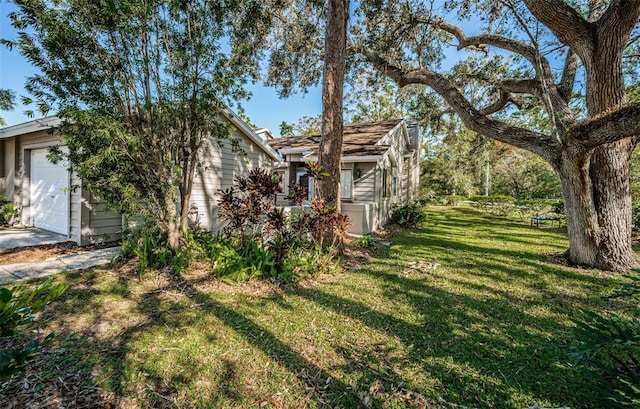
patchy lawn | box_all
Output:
[1,206,636,408]
[0,241,118,265]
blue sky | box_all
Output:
[0,1,322,136]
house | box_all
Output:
[267,119,421,235]
[0,110,281,245]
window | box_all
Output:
[393,176,398,196]
[341,169,352,200]
[383,169,392,197]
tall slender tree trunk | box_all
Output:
[318,0,349,212]
[165,196,181,251]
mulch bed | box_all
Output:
[0,242,119,266]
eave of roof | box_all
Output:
[0,116,62,139]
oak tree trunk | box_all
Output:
[558,140,639,272]
[558,41,640,272]
[318,0,349,212]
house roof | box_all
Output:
[267,119,404,159]
[0,116,62,139]
[0,111,282,161]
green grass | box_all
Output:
[3,206,637,408]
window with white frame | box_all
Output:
[341,169,352,200]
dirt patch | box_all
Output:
[0,241,119,266]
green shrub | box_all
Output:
[217,167,349,281]
[121,222,192,277]
[0,278,66,382]
[390,202,427,227]
[354,235,379,248]
[440,195,466,206]
[0,196,19,226]
[551,200,565,215]
[566,271,640,407]
[469,195,517,204]
[633,201,640,230]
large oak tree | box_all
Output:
[358,0,640,272]
[263,0,640,272]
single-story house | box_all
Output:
[0,110,281,245]
[266,119,421,235]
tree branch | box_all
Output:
[434,19,542,67]
[359,50,558,162]
[480,91,527,115]
[558,49,579,102]
[522,0,593,58]
[598,0,640,50]
[497,78,541,95]
[566,103,640,148]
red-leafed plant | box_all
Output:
[217,167,350,280]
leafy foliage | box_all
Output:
[6,0,273,249]
[120,223,192,277]
[0,89,15,126]
[566,271,640,407]
[286,182,308,206]
[0,196,19,226]
[468,196,564,219]
[354,234,378,248]
[390,202,427,227]
[0,278,66,382]
[217,168,349,281]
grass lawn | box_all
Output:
[2,206,636,408]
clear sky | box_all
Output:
[0,1,322,136]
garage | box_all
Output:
[30,148,69,235]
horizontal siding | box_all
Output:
[84,193,122,244]
[190,124,275,231]
[353,163,376,203]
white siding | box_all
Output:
[190,126,275,231]
[81,192,122,245]
[353,162,377,203]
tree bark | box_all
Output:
[318,0,349,212]
[165,196,181,251]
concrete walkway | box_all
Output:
[0,228,68,249]
[0,247,121,285]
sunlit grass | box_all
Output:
[5,206,636,408]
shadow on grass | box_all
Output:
[4,206,621,408]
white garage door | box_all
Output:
[30,148,69,235]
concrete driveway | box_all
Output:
[0,228,69,250]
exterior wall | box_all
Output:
[190,124,276,231]
[352,162,377,202]
[1,138,16,199]
[79,189,123,245]
[2,130,121,245]
[403,150,420,203]
[342,202,378,235]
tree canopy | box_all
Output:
[5,0,274,249]
[258,0,640,272]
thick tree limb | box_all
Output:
[599,0,640,49]
[558,49,579,102]
[522,0,593,58]
[360,50,558,162]
[479,91,515,115]
[496,78,541,96]
[565,103,640,148]
[433,19,553,78]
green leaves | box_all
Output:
[0,277,66,337]
[566,273,640,407]
[0,278,65,383]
